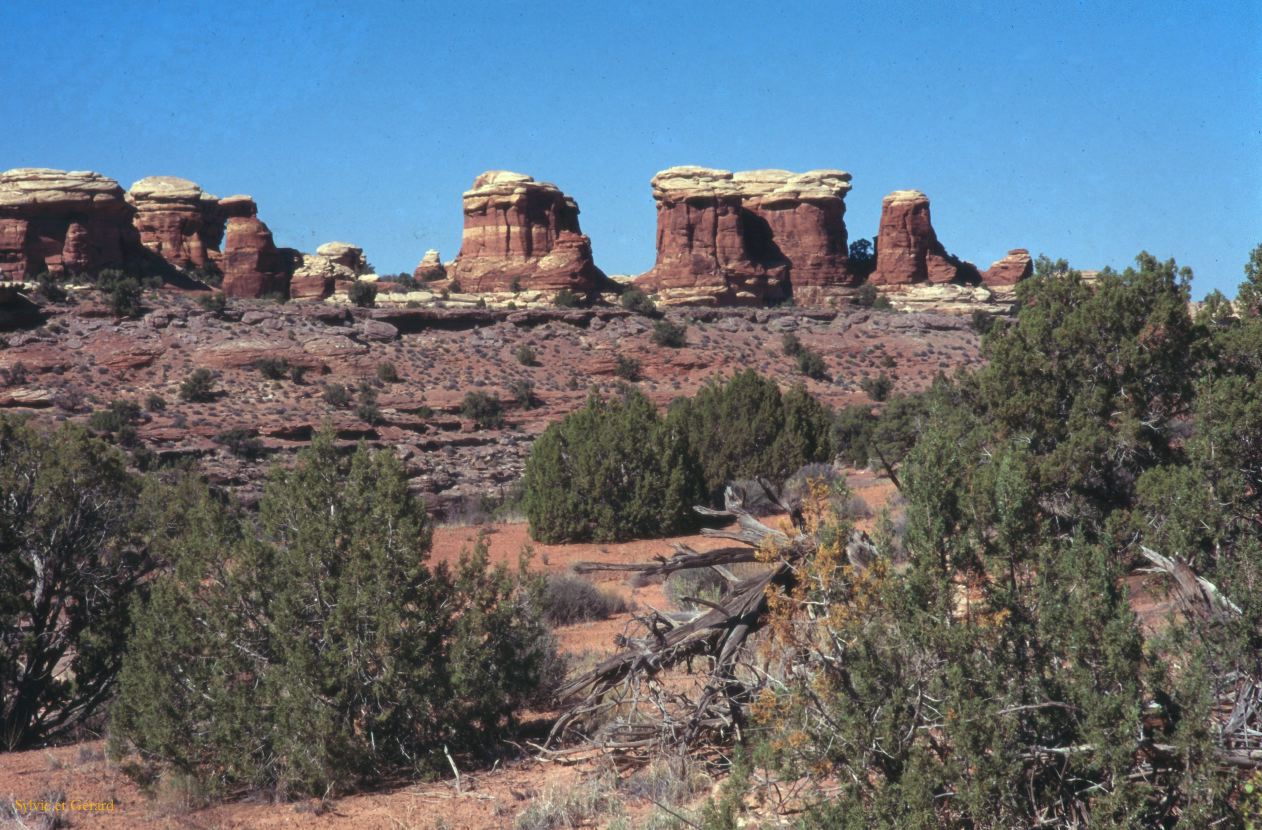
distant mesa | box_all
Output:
[447,171,606,295]
[633,166,855,306]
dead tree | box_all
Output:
[545,484,874,764]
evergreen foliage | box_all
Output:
[667,370,833,500]
[111,432,557,797]
[650,319,688,348]
[523,386,704,543]
[0,417,153,749]
[750,250,1251,825]
[461,391,505,429]
[347,280,377,308]
[178,368,218,403]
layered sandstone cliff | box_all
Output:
[127,176,225,272]
[219,196,294,298]
[633,167,853,305]
[0,168,137,280]
[448,171,605,294]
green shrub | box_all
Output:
[95,270,143,318]
[145,393,167,412]
[322,382,351,408]
[197,292,227,316]
[347,280,377,308]
[553,289,580,308]
[254,357,291,380]
[178,368,217,403]
[0,417,150,749]
[795,348,828,380]
[614,355,641,381]
[88,398,142,435]
[781,332,804,357]
[664,568,727,611]
[651,319,688,348]
[214,427,263,459]
[541,573,629,625]
[290,364,308,384]
[35,271,66,302]
[853,283,879,308]
[668,370,833,500]
[619,288,659,317]
[860,372,894,401]
[515,344,539,366]
[111,434,558,798]
[511,378,538,410]
[461,391,504,429]
[376,362,399,383]
[523,387,704,543]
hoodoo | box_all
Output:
[868,189,965,286]
[447,171,605,294]
[634,166,854,305]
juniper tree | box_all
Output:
[0,417,153,749]
[112,431,556,797]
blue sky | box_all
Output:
[2,1,1258,297]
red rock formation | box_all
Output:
[290,241,367,300]
[0,168,137,279]
[413,249,446,282]
[127,176,224,272]
[220,196,292,298]
[448,171,605,293]
[634,167,853,304]
[982,249,1033,286]
[868,190,963,286]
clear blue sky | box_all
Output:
[2,1,1258,297]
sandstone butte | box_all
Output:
[127,176,225,272]
[0,168,136,280]
[447,171,607,294]
[633,166,856,306]
[868,189,1032,289]
[1,165,1031,308]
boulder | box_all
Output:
[413,248,446,282]
[127,176,224,272]
[982,248,1033,286]
[448,171,606,293]
[0,168,137,279]
[633,166,853,305]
